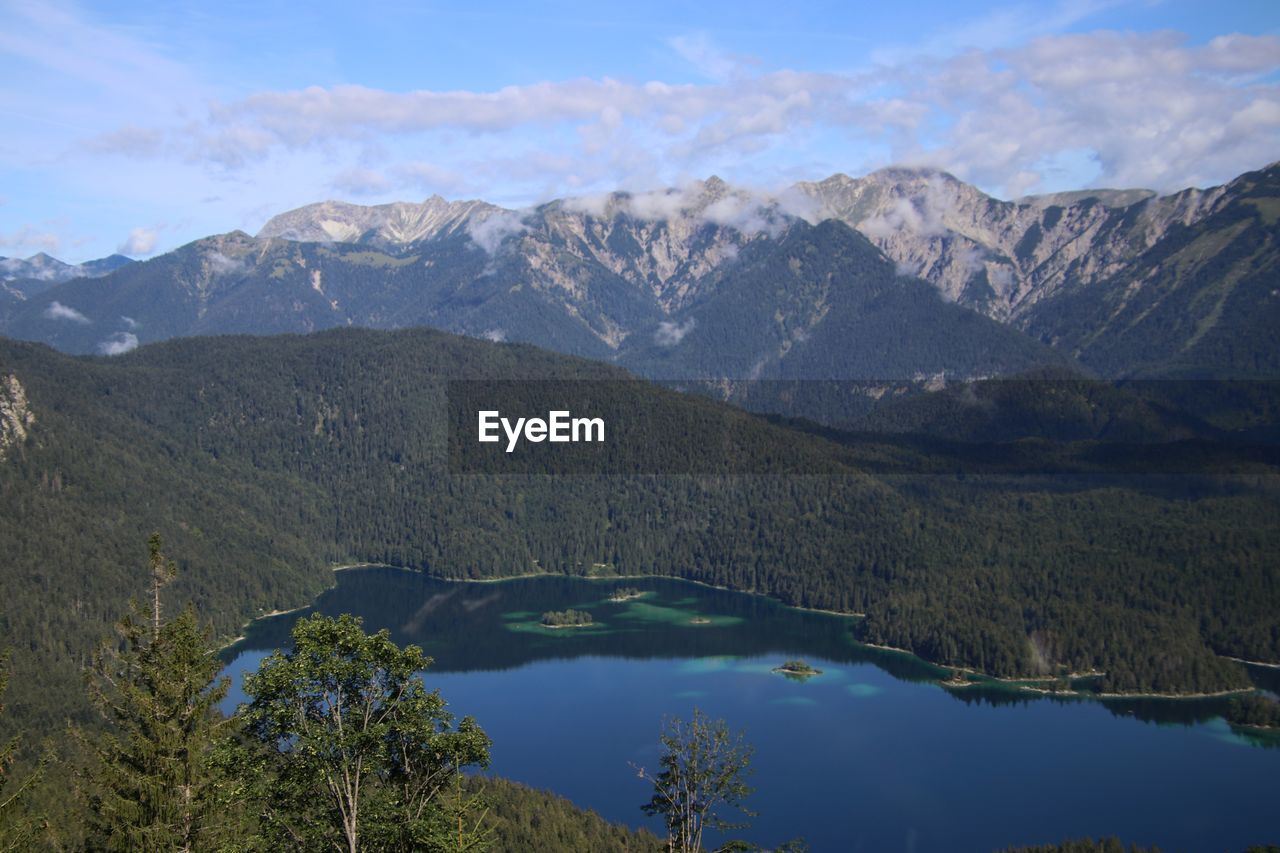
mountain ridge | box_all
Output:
[2,164,1275,412]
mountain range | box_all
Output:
[0,252,133,301]
[2,163,1276,414]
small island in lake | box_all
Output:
[773,659,822,679]
[541,609,594,628]
[607,587,645,602]
[1225,693,1280,731]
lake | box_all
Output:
[221,567,1279,852]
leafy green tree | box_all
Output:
[78,534,231,851]
[240,613,491,852]
[636,709,756,853]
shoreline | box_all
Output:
[1229,721,1280,733]
[221,601,324,651]
[1019,685,1254,700]
[1226,655,1280,669]
[230,562,1266,701]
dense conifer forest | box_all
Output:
[1,327,1277,740]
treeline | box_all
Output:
[463,777,660,852]
[1002,840,1160,853]
[1005,840,1279,853]
[0,327,1277,734]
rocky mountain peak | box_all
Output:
[258,196,501,245]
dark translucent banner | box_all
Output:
[445,378,1280,476]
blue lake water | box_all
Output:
[221,568,1279,852]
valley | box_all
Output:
[1,327,1277,738]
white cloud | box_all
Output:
[6,2,1278,261]
[121,315,140,329]
[988,266,1014,290]
[205,250,245,276]
[118,227,158,256]
[561,180,820,237]
[467,211,528,255]
[560,193,614,218]
[626,187,695,221]
[872,0,1122,62]
[886,31,1280,194]
[84,126,165,157]
[396,162,466,195]
[132,27,1271,200]
[772,186,826,224]
[862,193,949,239]
[43,301,90,323]
[330,167,391,197]
[0,3,197,107]
[98,331,138,355]
[480,328,506,343]
[1,255,62,280]
[654,317,696,346]
[956,246,988,278]
[667,33,755,82]
[0,226,62,256]
[46,20,1270,212]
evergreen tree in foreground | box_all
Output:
[77,534,231,851]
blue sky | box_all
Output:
[1,0,1277,262]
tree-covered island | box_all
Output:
[1225,693,1280,731]
[772,659,822,678]
[541,609,595,628]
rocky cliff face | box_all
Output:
[793,167,1234,323]
[0,373,34,460]
[251,166,1257,332]
[517,177,801,313]
[5,164,1275,381]
[258,196,501,245]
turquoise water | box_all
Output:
[222,568,1279,851]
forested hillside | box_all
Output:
[1,328,1277,734]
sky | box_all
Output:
[1,0,1277,263]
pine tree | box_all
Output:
[77,535,230,851]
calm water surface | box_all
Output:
[222,568,1279,852]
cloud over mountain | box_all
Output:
[132,31,1278,204]
[3,2,1278,262]
[43,301,90,323]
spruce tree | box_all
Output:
[78,535,230,851]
